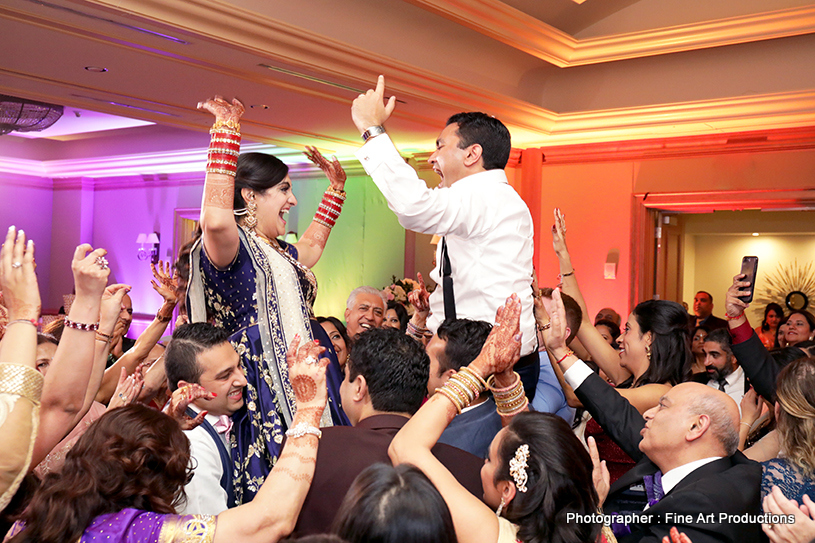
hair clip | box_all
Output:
[509,444,529,493]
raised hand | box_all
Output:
[286,335,329,414]
[0,226,40,321]
[542,287,570,353]
[470,294,522,378]
[304,146,347,191]
[739,387,763,428]
[552,208,568,257]
[588,436,609,506]
[725,274,751,319]
[167,383,217,430]
[100,284,131,333]
[351,75,397,134]
[107,367,145,410]
[150,260,180,304]
[197,95,245,124]
[408,272,430,314]
[762,487,815,543]
[72,244,110,300]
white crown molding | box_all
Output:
[404,1,815,67]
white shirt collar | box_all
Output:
[661,456,722,494]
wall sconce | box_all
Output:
[136,232,160,264]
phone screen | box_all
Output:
[739,256,759,303]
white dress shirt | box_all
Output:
[705,366,746,414]
[356,134,536,355]
[180,406,230,515]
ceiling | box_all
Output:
[2,0,815,159]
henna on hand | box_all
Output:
[204,177,235,209]
[291,375,318,403]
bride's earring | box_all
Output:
[495,497,505,517]
[244,198,257,230]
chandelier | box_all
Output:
[0,94,64,136]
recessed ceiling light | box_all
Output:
[752,233,760,236]
[84,66,108,73]
[250,104,270,109]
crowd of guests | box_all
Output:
[2,79,815,543]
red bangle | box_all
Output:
[556,350,575,364]
[726,313,745,320]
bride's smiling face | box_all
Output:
[246,176,297,239]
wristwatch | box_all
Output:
[361,125,386,142]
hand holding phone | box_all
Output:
[738,256,759,303]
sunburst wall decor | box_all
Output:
[754,259,815,312]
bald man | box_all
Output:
[561,365,763,543]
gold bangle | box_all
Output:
[459,366,488,390]
[211,119,241,133]
[0,364,44,405]
[453,372,482,398]
[446,379,473,406]
[436,386,464,415]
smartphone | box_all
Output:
[739,256,759,303]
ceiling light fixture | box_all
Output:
[0,94,64,136]
[752,233,760,236]
[84,66,108,73]
[250,104,270,109]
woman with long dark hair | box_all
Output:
[548,208,690,482]
[390,296,606,543]
[756,303,784,350]
[8,339,330,543]
[187,97,350,504]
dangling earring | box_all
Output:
[645,343,652,361]
[244,198,257,230]
[495,497,505,517]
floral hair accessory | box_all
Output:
[509,444,529,493]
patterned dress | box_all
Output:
[761,457,815,509]
[188,226,349,504]
[8,508,216,543]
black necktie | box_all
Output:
[717,378,727,392]
[441,237,456,321]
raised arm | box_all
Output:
[197,96,244,268]
[31,244,109,467]
[405,272,432,345]
[294,147,348,268]
[551,209,632,386]
[213,337,329,543]
[95,261,177,404]
[389,295,523,543]
[0,226,44,509]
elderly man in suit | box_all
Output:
[545,289,762,543]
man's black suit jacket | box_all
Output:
[292,414,484,536]
[575,371,763,543]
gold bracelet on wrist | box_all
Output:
[211,119,241,133]
[0,363,44,405]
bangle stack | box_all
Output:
[285,422,322,439]
[488,372,528,417]
[313,187,346,229]
[407,321,432,341]
[64,318,99,332]
[207,119,241,176]
[435,366,488,414]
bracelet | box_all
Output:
[740,421,752,429]
[95,330,113,344]
[488,372,527,417]
[0,363,44,405]
[211,118,241,133]
[407,321,432,340]
[436,386,465,415]
[726,313,745,320]
[313,188,346,229]
[64,318,99,332]
[7,318,38,328]
[156,310,173,323]
[361,125,386,142]
[536,322,551,332]
[556,350,575,364]
[459,366,488,391]
[285,422,322,439]
[558,269,575,280]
